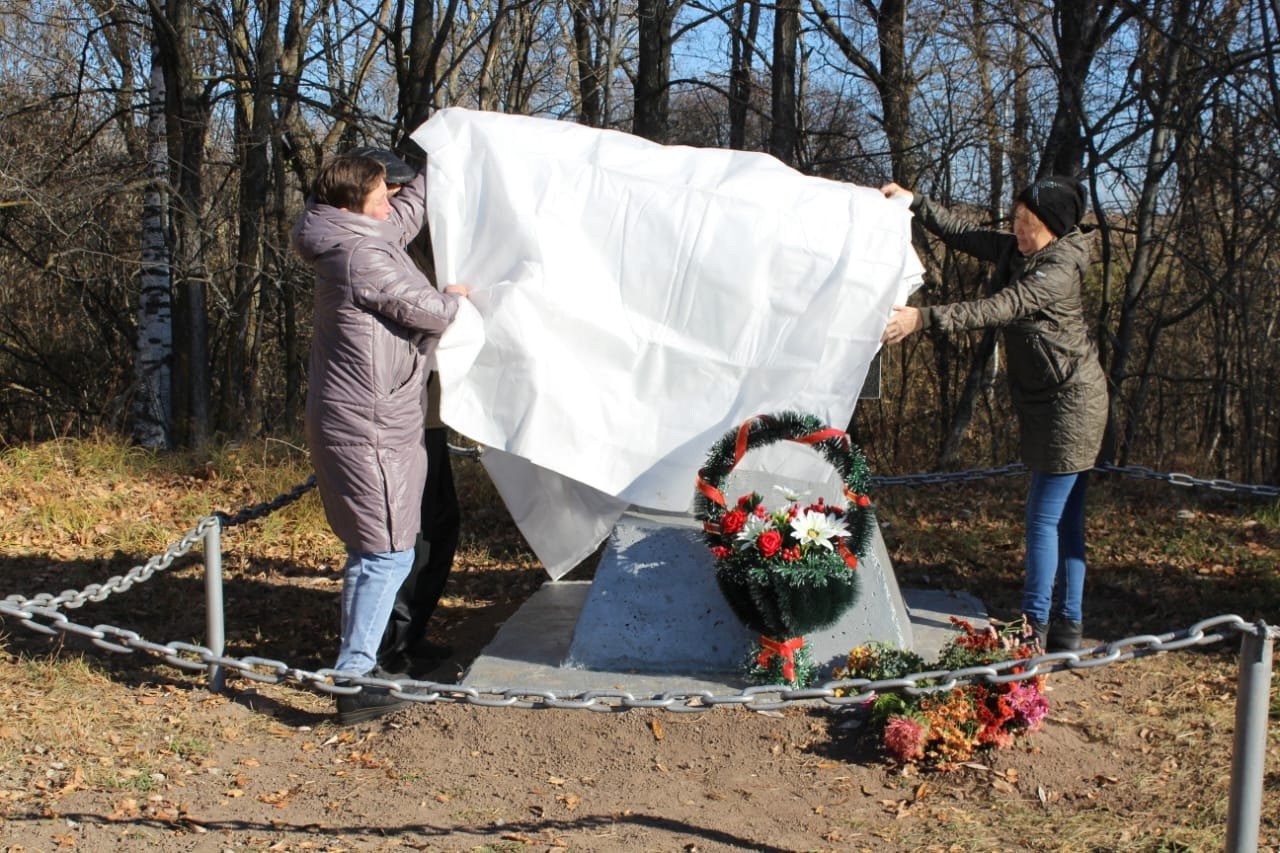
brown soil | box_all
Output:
[1,452,1277,852]
[2,598,1275,852]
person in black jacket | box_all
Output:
[880,176,1108,652]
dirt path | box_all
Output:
[3,603,1265,852]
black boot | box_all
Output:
[335,688,411,726]
[1047,619,1083,652]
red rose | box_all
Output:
[721,509,747,535]
[757,529,784,558]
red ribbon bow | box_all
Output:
[756,635,805,682]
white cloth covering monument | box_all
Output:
[410,109,933,680]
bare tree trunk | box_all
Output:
[1111,8,1190,465]
[769,0,799,164]
[395,0,459,134]
[150,0,212,449]
[728,0,760,149]
[938,0,1007,466]
[275,0,318,428]
[132,40,173,450]
[569,0,607,126]
[220,0,281,438]
[808,0,913,180]
[1041,0,1128,176]
[477,0,509,112]
[504,4,537,114]
[635,0,679,142]
[874,0,911,180]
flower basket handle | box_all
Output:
[693,411,875,568]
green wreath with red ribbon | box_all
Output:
[693,411,875,687]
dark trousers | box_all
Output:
[378,427,459,661]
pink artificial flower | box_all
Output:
[1006,682,1050,730]
[883,715,927,762]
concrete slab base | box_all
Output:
[462,510,987,696]
[563,510,914,675]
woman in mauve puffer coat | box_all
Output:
[879,176,1108,655]
[292,153,467,723]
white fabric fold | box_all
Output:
[414,109,922,578]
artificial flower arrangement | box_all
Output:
[693,411,876,688]
[834,618,1050,769]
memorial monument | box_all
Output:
[401,109,983,692]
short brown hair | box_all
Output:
[312,155,386,210]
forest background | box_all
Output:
[0,0,1278,482]
[0,4,1278,848]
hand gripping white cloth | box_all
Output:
[411,109,922,578]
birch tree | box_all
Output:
[132,38,173,449]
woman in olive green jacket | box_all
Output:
[880,176,1108,652]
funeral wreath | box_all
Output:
[693,411,876,687]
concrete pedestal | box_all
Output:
[564,510,912,675]
[462,510,986,694]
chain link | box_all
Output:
[872,461,1280,498]
[215,476,317,527]
[3,516,217,614]
[871,463,1030,488]
[1,464,1276,712]
[1094,462,1280,498]
[0,596,1269,711]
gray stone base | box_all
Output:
[564,510,913,675]
[462,510,986,695]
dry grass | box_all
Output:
[0,435,1277,851]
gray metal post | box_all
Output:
[1225,619,1274,853]
[203,518,226,693]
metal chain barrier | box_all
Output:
[872,460,1280,498]
[1,516,218,613]
[1,461,1274,849]
[0,592,1269,711]
[215,476,317,528]
[2,457,1273,675]
[870,463,1029,488]
[1093,462,1280,498]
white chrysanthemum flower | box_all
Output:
[772,484,806,503]
[735,513,772,548]
[789,510,849,551]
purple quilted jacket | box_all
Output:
[293,171,460,553]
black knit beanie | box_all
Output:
[1017,176,1086,237]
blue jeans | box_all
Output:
[336,548,415,675]
[1023,471,1090,624]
